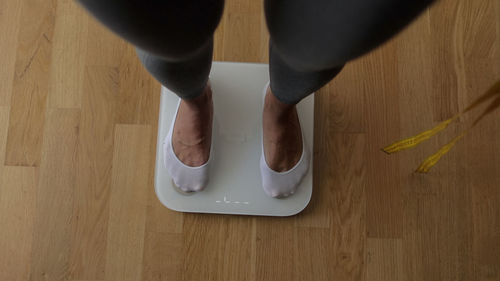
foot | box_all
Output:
[172,83,213,167]
[262,85,303,172]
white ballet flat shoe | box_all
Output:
[163,92,214,193]
[259,82,310,198]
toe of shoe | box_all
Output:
[182,180,208,192]
[171,170,209,192]
[259,152,309,198]
[262,178,301,198]
[164,141,210,193]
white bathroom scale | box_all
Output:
[154,61,313,216]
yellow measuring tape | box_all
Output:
[382,79,500,173]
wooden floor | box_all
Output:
[0,0,499,280]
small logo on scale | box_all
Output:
[216,196,249,205]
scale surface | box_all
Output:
[154,61,314,216]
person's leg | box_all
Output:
[265,0,435,105]
[76,0,224,168]
[76,0,224,99]
[261,0,435,176]
[135,42,214,100]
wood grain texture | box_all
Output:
[295,133,366,281]
[141,231,183,281]
[84,15,127,68]
[366,238,403,281]
[256,218,295,281]
[5,0,56,166]
[0,166,38,281]
[0,107,9,170]
[323,133,366,281]
[397,9,476,281]
[115,45,158,125]
[363,43,404,239]
[0,0,498,280]
[29,108,80,281]
[4,0,56,166]
[68,66,118,280]
[462,2,500,279]
[47,0,88,109]
[104,124,151,281]
[429,0,461,121]
[0,0,22,106]
[214,0,269,63]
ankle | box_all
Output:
[265,87,295,115]
[183,84,212,110]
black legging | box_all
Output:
[76,0,434,104]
